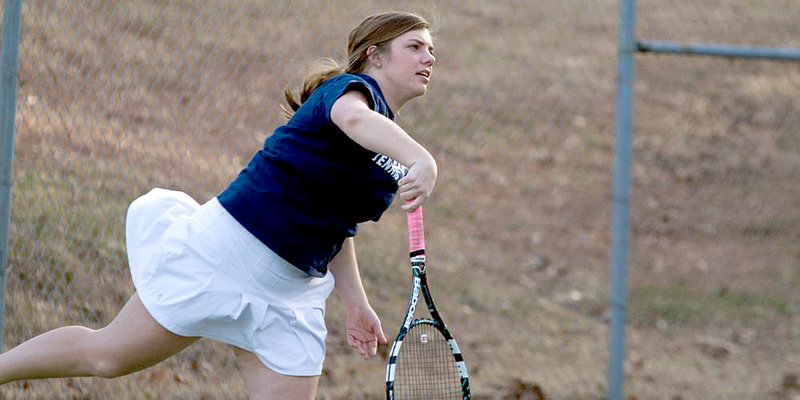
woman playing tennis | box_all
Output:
[0,11,437,399]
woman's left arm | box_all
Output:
[328,237,387,360]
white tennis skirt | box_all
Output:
[125,188,335,376]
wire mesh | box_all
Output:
[393,322,462,399]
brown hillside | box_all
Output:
[3,1,798,398]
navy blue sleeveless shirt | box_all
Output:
[217,74,408,277]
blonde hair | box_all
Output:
[282,11,430,118]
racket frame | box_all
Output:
[385,207,470,399]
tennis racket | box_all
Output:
[385,206,470,399]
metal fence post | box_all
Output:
[608,0,636,399]
[0,0,24,349]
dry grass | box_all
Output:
[2,0,799,399]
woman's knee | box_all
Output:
[90,356,134,379]
[75,328,145,379]
[73,330,131,378]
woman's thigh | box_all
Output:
[91,293,199,376]
[232,346,320,400]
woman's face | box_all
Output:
[376,28,436,104]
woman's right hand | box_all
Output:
[398,157,437,211]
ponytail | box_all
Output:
[282,58,344,119]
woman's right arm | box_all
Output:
[330,91,437,211]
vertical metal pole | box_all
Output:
[0,0,24,349]
[607,0,635,399]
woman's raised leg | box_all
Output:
[0,293,198,384]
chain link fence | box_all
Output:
[1,0,798,399]
[622,2,800,399]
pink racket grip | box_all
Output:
[406,205,425,252]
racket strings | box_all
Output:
[394,323,462,399]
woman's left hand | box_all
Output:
[345,306,387,360]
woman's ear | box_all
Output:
[366,45,382,68]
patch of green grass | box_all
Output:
[776,130,800,154]
[9,167,130,297]
[742,218,796,237]
[629,284,797,326]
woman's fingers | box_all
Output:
[398,177,430,210]
[400,195,424,211]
